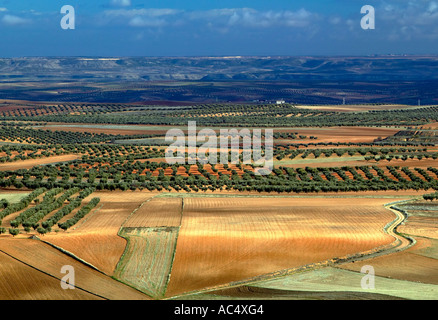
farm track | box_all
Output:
[167,198,417,300]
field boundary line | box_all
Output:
[37,237,105,274]
[0,246,108,300]
[164,196,184,296]
[118,194,161,230]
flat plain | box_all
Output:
[0,88,437,300]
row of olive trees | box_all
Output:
[9,188,65,228]
[21,188,82,230]
[0,188,46,223]
[58,197,100,231]
[423,192,438,201]
[41,187,95,230]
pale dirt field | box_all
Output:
[277,126,401,144]
[0,154,80,171]
[278,155,438,169]
[241,266,436,300]
[165,197,401,297]
[297,104,415,112]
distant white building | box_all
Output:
[276,100,286,105]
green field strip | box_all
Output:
[113,196,183,299]
[114,227,179,299]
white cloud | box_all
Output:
[110,0,131,7]
[129,16,167,27]
[100,7,319,32]
[428,1,438,13]
[103,8,181,28]
[2,14,29,26]
[329,16,341,25]
[0,7,7,12]
[189,8,317,29]
[105,8,180,18]
[377,1,438,38]
[96,3,438,43]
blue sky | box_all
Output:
[0,0,437,57]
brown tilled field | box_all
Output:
[0,249,99,300]
[36,124,400,144]
[123,197,182,228]
[165,196,400,297]
[338,238,438,285]
[0,239,150,300]
[0,188,432,300]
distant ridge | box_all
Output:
[1,56,438,82]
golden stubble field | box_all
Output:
[165,196,400,297]
[0,190,425,299]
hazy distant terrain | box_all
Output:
[2,56,438,81]
[0,56,437,104]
